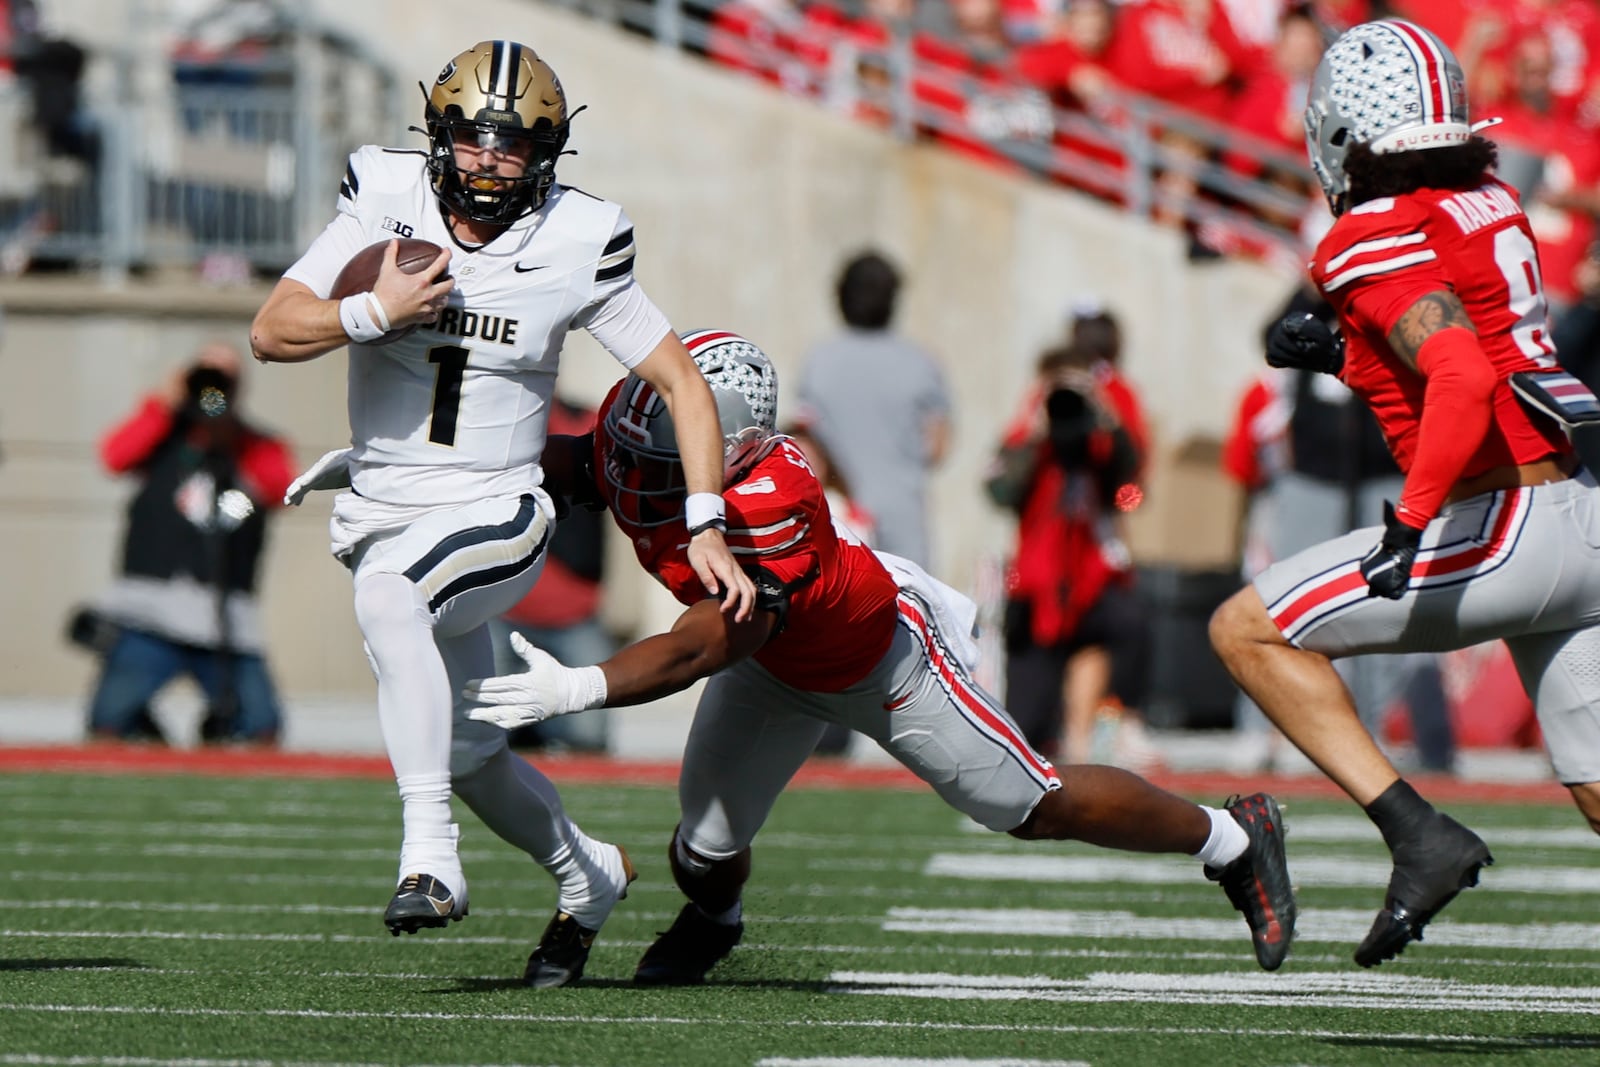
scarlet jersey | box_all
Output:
[1310,178,1570,481]
[599,434,900,692]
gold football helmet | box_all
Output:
[424,40,570,224]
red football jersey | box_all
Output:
[1310,178,1570,481]
[598,434,900,693]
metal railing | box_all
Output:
[0,16,399,280]
[550,0,1316,263]
[0,0,1318,278]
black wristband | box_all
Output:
[687,517,728,538]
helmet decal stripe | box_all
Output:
[507,42,524,103]
[627,381,660,421]
[486,41,504,104]
[683,330,739,353]
[1387,20,1445,125]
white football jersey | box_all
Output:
[285,145,663,505]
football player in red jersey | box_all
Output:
[466,330,1297,984]
[1211,19,1600,969]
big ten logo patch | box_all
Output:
[382,217,415,238]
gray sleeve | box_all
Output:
[917,354,952,417]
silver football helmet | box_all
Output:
[1305,19,1471,214]
[601,329,780,527]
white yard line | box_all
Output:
[0,1057,559,1067]
[758,1059,1089,1067]
[827,969,1600,1016]
[884,905,1600,952]
[0,1005,1592,1048]
[924,852,1600,893]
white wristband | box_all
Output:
[339,292,386,343]
[684,491,726,532]
[570,664,608,711]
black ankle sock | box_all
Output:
[1363,779,1437,852]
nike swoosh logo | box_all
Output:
[514,263,547,273]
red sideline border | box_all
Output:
[0,744,1571,806]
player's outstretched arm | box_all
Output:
[633,333,758,620]
[464,599,778,728]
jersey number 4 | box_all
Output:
[427,344,469,446]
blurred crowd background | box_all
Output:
[0,0,1580,772]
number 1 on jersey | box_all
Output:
[427,344,469,446]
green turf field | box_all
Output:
[1,770,1598,1066]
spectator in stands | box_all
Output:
[1011,0,1130,201]
[1230,6,1326,171]
[1483,28,1600,322]
[1103,0,1261,246]
[1013,0,1120,114]
[490,393,617,755]
[985,341,1154,768]
[85,341,294,745]
[1312,0,1372,35]
[1457,0,1600,124]
[797,249,951,568]
[1105,0,1258,123]
[707,0,841,98]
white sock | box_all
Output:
[551,830,628,928]
[1193,805,1250,869]
[353,572,456,879]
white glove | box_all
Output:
[463,632,608,730]
[284,448,353,506]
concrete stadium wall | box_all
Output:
[1,2,1294,712]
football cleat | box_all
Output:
[524,845,636,988]
[632,902,744,986]
[1206,792,1297,971]
[1355,812,1493,968]
[383,873,467,936]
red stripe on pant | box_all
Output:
[898,597,1059,785]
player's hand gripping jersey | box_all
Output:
[596,423,902,692]
[1311,177,1570,488]
[285,147,660,505]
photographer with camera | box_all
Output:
[985,341,1153,767]
[82,341,295,745]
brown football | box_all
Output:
[330,238,450,345]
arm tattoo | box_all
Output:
[1387,290,1476,368]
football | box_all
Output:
[329,238,450,345]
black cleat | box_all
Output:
[523,846,637,988]
[524,911,603,989]
[1206,792,1297,971]
[383,873,467,936]
[633,902,744,986]
[1355,812,1492,968]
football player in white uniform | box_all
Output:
[250,40,755,987]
